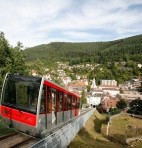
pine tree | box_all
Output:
[81,90,87,106]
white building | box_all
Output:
[62,77,71,86]
[87,96,101,106]
[102,88,120,97]
[87,90,102,106]
[101,80,117,86]
[120,94,142,101]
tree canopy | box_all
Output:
[127,99,142,115]
[116,99,127,109]
[81,90,87,106]
[0,31,27,90]
[25,34,142,64]
[25,34,142,84]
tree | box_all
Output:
[16,41,23,49]
[116,99,127,109]
[0,31,27,90]
[87,83,91,92]
[128,99,142,115]
[8,47,27,74]
[81,90,87,106]
[0,32,10,75]
[69,73,77,80]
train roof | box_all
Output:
[43,78,80,98]
[7,74,80,98]
[7,73,42,82]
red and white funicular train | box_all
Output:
[0,74,81,137]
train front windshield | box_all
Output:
[1,74,42,114]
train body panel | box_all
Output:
[0,105,36,126]
[0,74,81,137]
[56,111,64,125]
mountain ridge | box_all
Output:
[25,34,142,64]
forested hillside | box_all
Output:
[1,32,142,88]
[25,34,142,64]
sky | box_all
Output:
[0,0,142,48]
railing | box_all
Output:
[31,108,95,148]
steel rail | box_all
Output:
[0,132,18,141]
[9,137,35,148]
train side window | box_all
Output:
[2,80,16,105]
[16,82,40,112]
[16,82,29,107]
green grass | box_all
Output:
[129,139,142,148]
[69,110,126,148]
[0,116,15,137]
[102,113,142,147]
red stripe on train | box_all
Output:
[0,105,36,126]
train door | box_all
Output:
[38,85,46,133]
[56,91,64,124]
[67,95,72,119]
[74,97,78,116]
[63,93,67,122]
[76,98,80,116]
[71,97,76,118]
[51,88,57,126]
[46,86,52,129]
[63,94,71,122]
[46,87,57,130]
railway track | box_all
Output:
[0,132,38,148]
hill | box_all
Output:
[25,34,142,64]
[69,111,142,148]
[69,110,125,148]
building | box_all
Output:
[62,77,71,86]
[102,88,120,97]
[87,96,101,106]
[86,89,103,106]
[99,79,120,96]
[120,93,142,102]
[101,96,118,112]
[67,80,87,95]
[131,78,142,89]
[100,80,117,86]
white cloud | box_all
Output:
[0,0,142,47]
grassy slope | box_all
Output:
[108,114,142,147]
[69,110,125,148]
[100,113,142,148]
